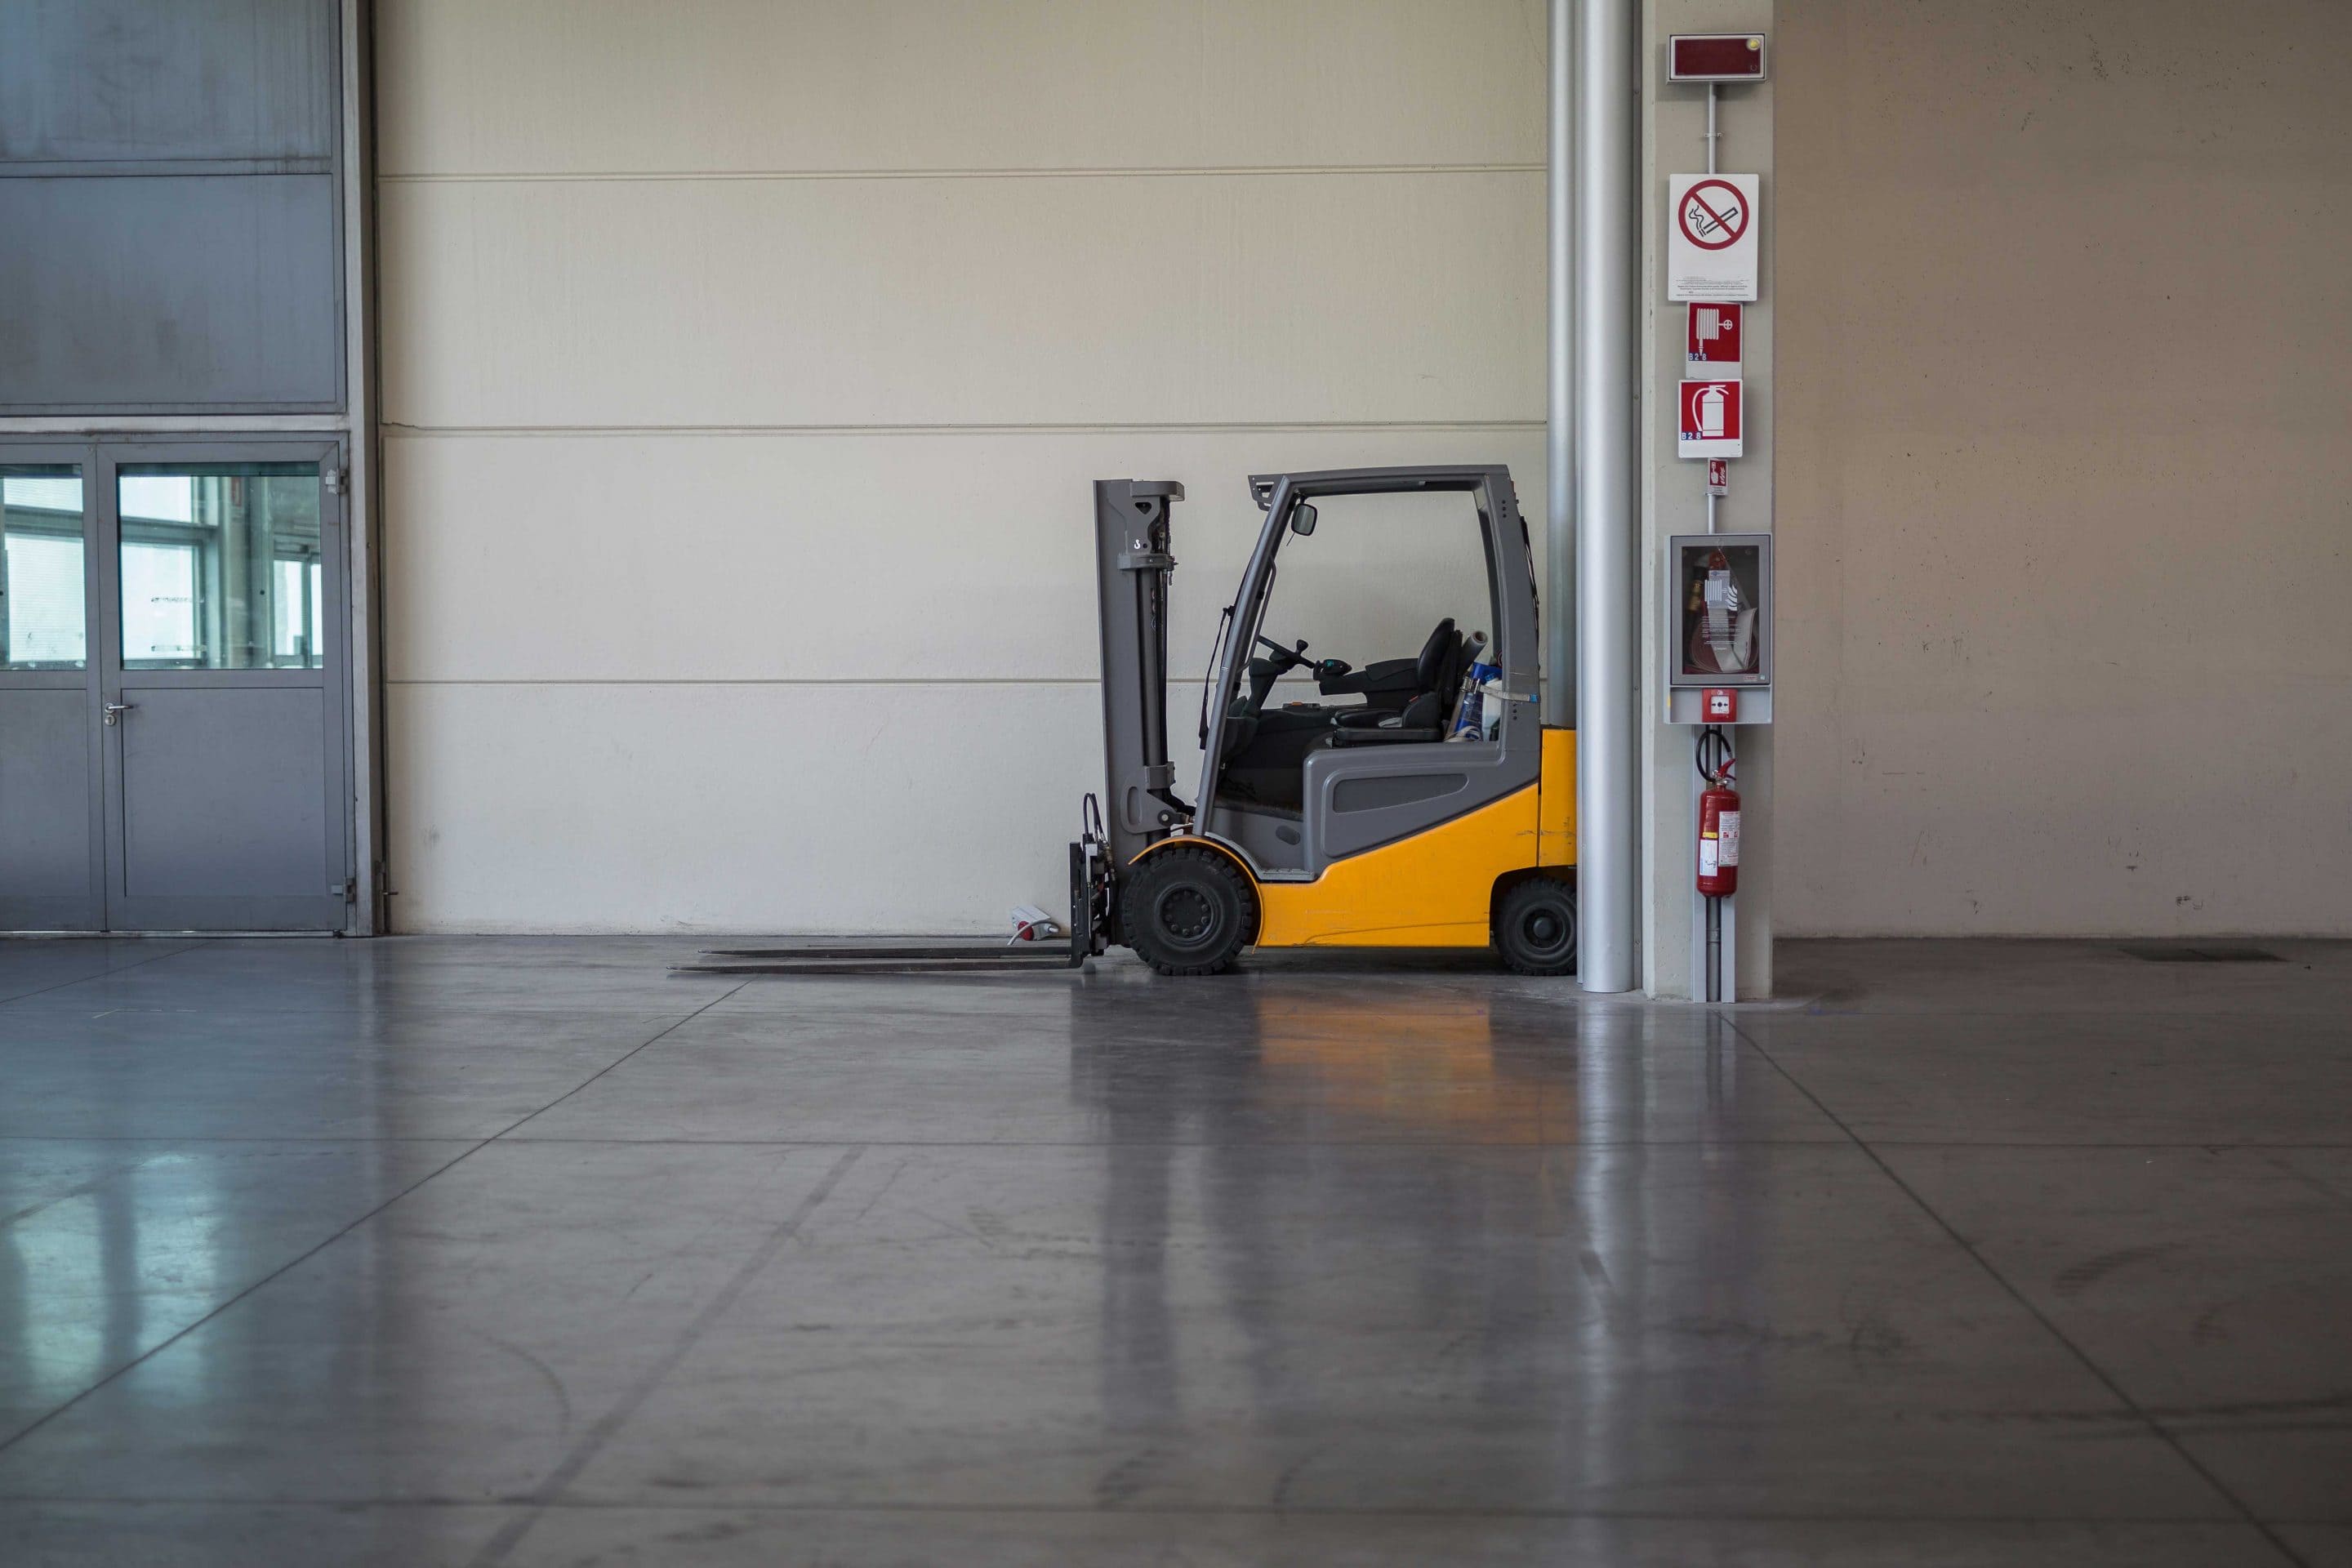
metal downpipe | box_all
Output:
[1574,0,1639,993]
[1545,0,1575,734]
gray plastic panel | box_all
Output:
[1303,700,1542,875]
[0,0,336,165]
[1333,772,1468,814]
[0,175,341,411]
[1205,804,1307,876]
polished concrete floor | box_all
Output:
[0,936,2346,1566]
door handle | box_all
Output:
[102,702,134,727]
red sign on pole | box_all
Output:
[1678,380,1743,458]
[1687,303,1743,366]
[1707,458,1729,497]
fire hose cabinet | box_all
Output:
[1666,532,1772,724]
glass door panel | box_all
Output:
[116,463,325,670]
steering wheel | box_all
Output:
[1254,634,1312,671]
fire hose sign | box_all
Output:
[1678,380,1743,458]
[1668,173,1759,301]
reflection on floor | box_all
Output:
[0,936,2347,1566]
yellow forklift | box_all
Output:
[691,466,1575,978]
[1087,466,1576,974]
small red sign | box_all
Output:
[1703,688,1739,722]
[1678,380,1742,454]
[1706,458,1729,497]
[1687,303,1743,365]
[1669,34,1767,82]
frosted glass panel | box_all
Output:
[2,466,86,670]
[117,463,321,670]
[121,541,199,665]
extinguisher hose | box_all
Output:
[1695,725,1735,788]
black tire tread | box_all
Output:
[1494,875,1579,977]
[1123,845,1258,977]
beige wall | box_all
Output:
[376,1,1548,933]
[1775,0,2352,936]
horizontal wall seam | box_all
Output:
[0,158,336,178]
[0,416,353,435]
[379,163,1545,185]
[384,419,1546,439]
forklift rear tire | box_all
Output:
[1122,846,1258,976]
[1494,876,1579,976]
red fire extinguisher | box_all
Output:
[1697,756,1740,898]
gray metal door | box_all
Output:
[0,448,103,929]
[94,442,351,932]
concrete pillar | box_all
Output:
[1641,0,1775,999]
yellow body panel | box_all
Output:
[1255,784,1540,947]
[1129,727,1579,951]
[1539,727,1579,866]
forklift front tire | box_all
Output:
[1494,875,1579,977]
[1122,846,1258,976]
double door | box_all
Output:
[0,440,352,931]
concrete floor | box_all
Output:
[0,938,2346,1566]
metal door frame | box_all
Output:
[0,0,381,934]
[91,435,354,932]
[0,440,105,929]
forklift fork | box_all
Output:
[675,796,1112,977]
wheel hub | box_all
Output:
[1518,902,1573,957]
[1158,886,1217,946]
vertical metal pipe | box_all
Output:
[1706,85,1730,1004]
[1545,0,1575,729]
[1575,0,1639,994]
[1706,895,1722,1004]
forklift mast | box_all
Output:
[1092,479,1189,864]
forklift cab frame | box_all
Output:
[1092,465,1579,975]
[1196,466,1542,882]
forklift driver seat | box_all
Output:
[1316,617,1459,715]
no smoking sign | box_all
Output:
[1679,179,1749,250]
[1668,172,1760,301]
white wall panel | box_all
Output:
[389,681,1104,933]
[376,0,1550,933]
[379,170,1544,430]
[377,0,1544,176]
[383,428,1544,684]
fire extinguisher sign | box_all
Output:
[1678,380,1744,458]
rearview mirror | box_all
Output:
[1290,502,1317,537]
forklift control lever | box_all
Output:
[1253,634,1312,671]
